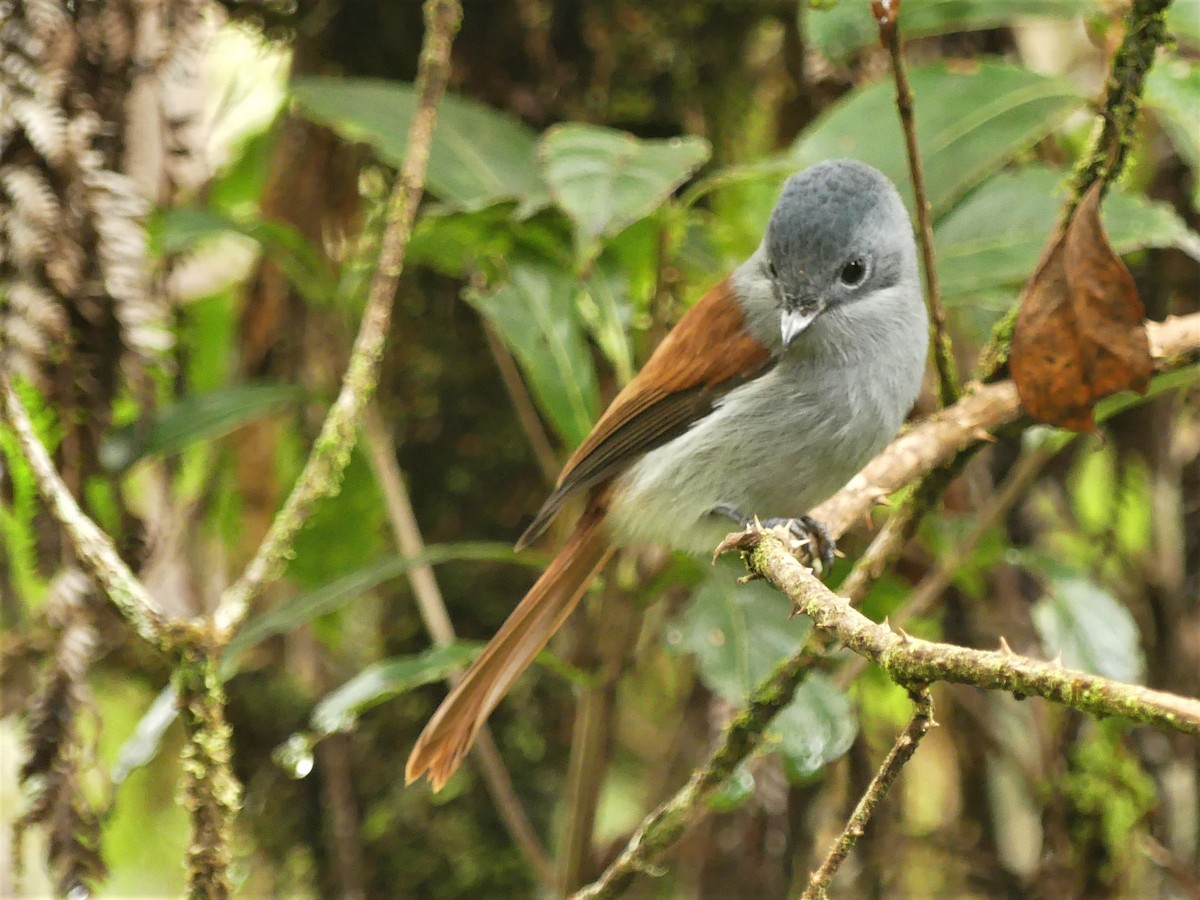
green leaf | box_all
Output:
[772,674,857,781]
[100,383,303,472]
[668,571,855,777]
[807,0,1093,65]
[1145,58,1200,206]
[539,124,710,263]
[792,62,1083,218]
[580,256,636,385]
[151,206,337,305]
[935,166,1200,302]
[222,543,531,677]
[667,571,812,702]
[465,263,601,446]
[1167,0,1200,46]
[1033,578,1146,684]
[291,77,550,215]
[310,642,480,737]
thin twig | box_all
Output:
[558,576,639,894]
[801,689,935,899]
[0,377,165,647]
[361,405,554,888]
[571,644,825,900]
[214,0,464,637]
[872,0,958,406]
[483,324,560,486]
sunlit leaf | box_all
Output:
[807,0,1093,65]
[1145,58,1200,206]
[1166,0,1200,46]
[793,62,1083,218]
[100,383,303,472]
[1033,578,1146,684]
[291,77,550,215]
[539,124,710,263]
[112,686,178,784]
[465,263,601,446]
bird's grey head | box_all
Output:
[764,160,919,348]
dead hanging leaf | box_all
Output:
[1010,182,1152,431]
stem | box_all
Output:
[874,0,958,406]
[176,639,239,900]
[800,689,935,899]
[215,0,464,637]
[361,405,555,889]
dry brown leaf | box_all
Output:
[1010,182,1152,431]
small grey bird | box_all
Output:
[408,159,929,789]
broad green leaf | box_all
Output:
[222,543,531,676]
[100,383,303,472]
[792,62,1083,218]
[580,257,636,385]
[1167,0,1200,46]
[291,77,549,215]
[667,571,855,779]
[1033,578,1146,684]
[667,571,812,702]
[1145,58,1200,206]
[539,124,710,263]
[466,263,601,446]
[772,674,857,781]
[935,166,1200,302]
[806,0,1093,65]
[310,642,480,737]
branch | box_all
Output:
[800,689,935,899]
[729,530,1200,735]
[873,0,958,406]
[361,406,554,889]
[214,0,464,637]
[0,378,165,647]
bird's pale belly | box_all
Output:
[607,362,901,555]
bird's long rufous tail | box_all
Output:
[405,505,614,790]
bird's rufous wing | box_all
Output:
[517,276,772,548]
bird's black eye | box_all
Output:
[767,261,778,279]
[839,257,867,287]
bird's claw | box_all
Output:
[710,506,836,576]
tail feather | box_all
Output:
[405,505,613,790]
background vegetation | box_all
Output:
[1,0,1199,897]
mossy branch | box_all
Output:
[176,640,239,900]
[214,0,464,637]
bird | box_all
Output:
[406,159,929,790]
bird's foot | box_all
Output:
[711,506,836,576]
